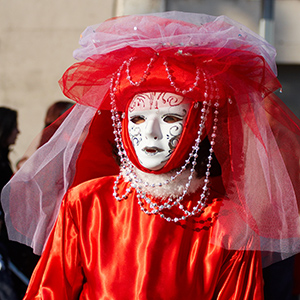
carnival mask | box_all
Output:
[128,92,191,171]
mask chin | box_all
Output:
[140,160,168,171]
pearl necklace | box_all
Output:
[109,54,220,222]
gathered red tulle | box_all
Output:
[59,47,276,112]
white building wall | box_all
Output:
[0,0,115,168]
[275,1,300,63]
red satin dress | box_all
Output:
[24,176,264,299]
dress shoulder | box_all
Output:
[65,175,117,205]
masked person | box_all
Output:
[2,11,300,299]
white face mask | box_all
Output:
[128,92,191,171]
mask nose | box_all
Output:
[144,117,162,140]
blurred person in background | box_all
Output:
[39,100,74,147]
[16,100,74,170]
[0,106,21,299]
[0,107,19,192]
[44,100,74,129]
[0,106,40,299]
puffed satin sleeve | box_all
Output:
[23,195,84,299]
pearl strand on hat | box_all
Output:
[109,56,220,222]
[126,57,156,86]
[163,59,200,95]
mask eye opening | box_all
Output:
[130,115,145,124]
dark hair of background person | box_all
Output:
[0,107,18,191]
[44,100,74,128]
[16,100,74,171]
[0,106,22,300]
[38,100,74,149]
[0,107,18,150]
